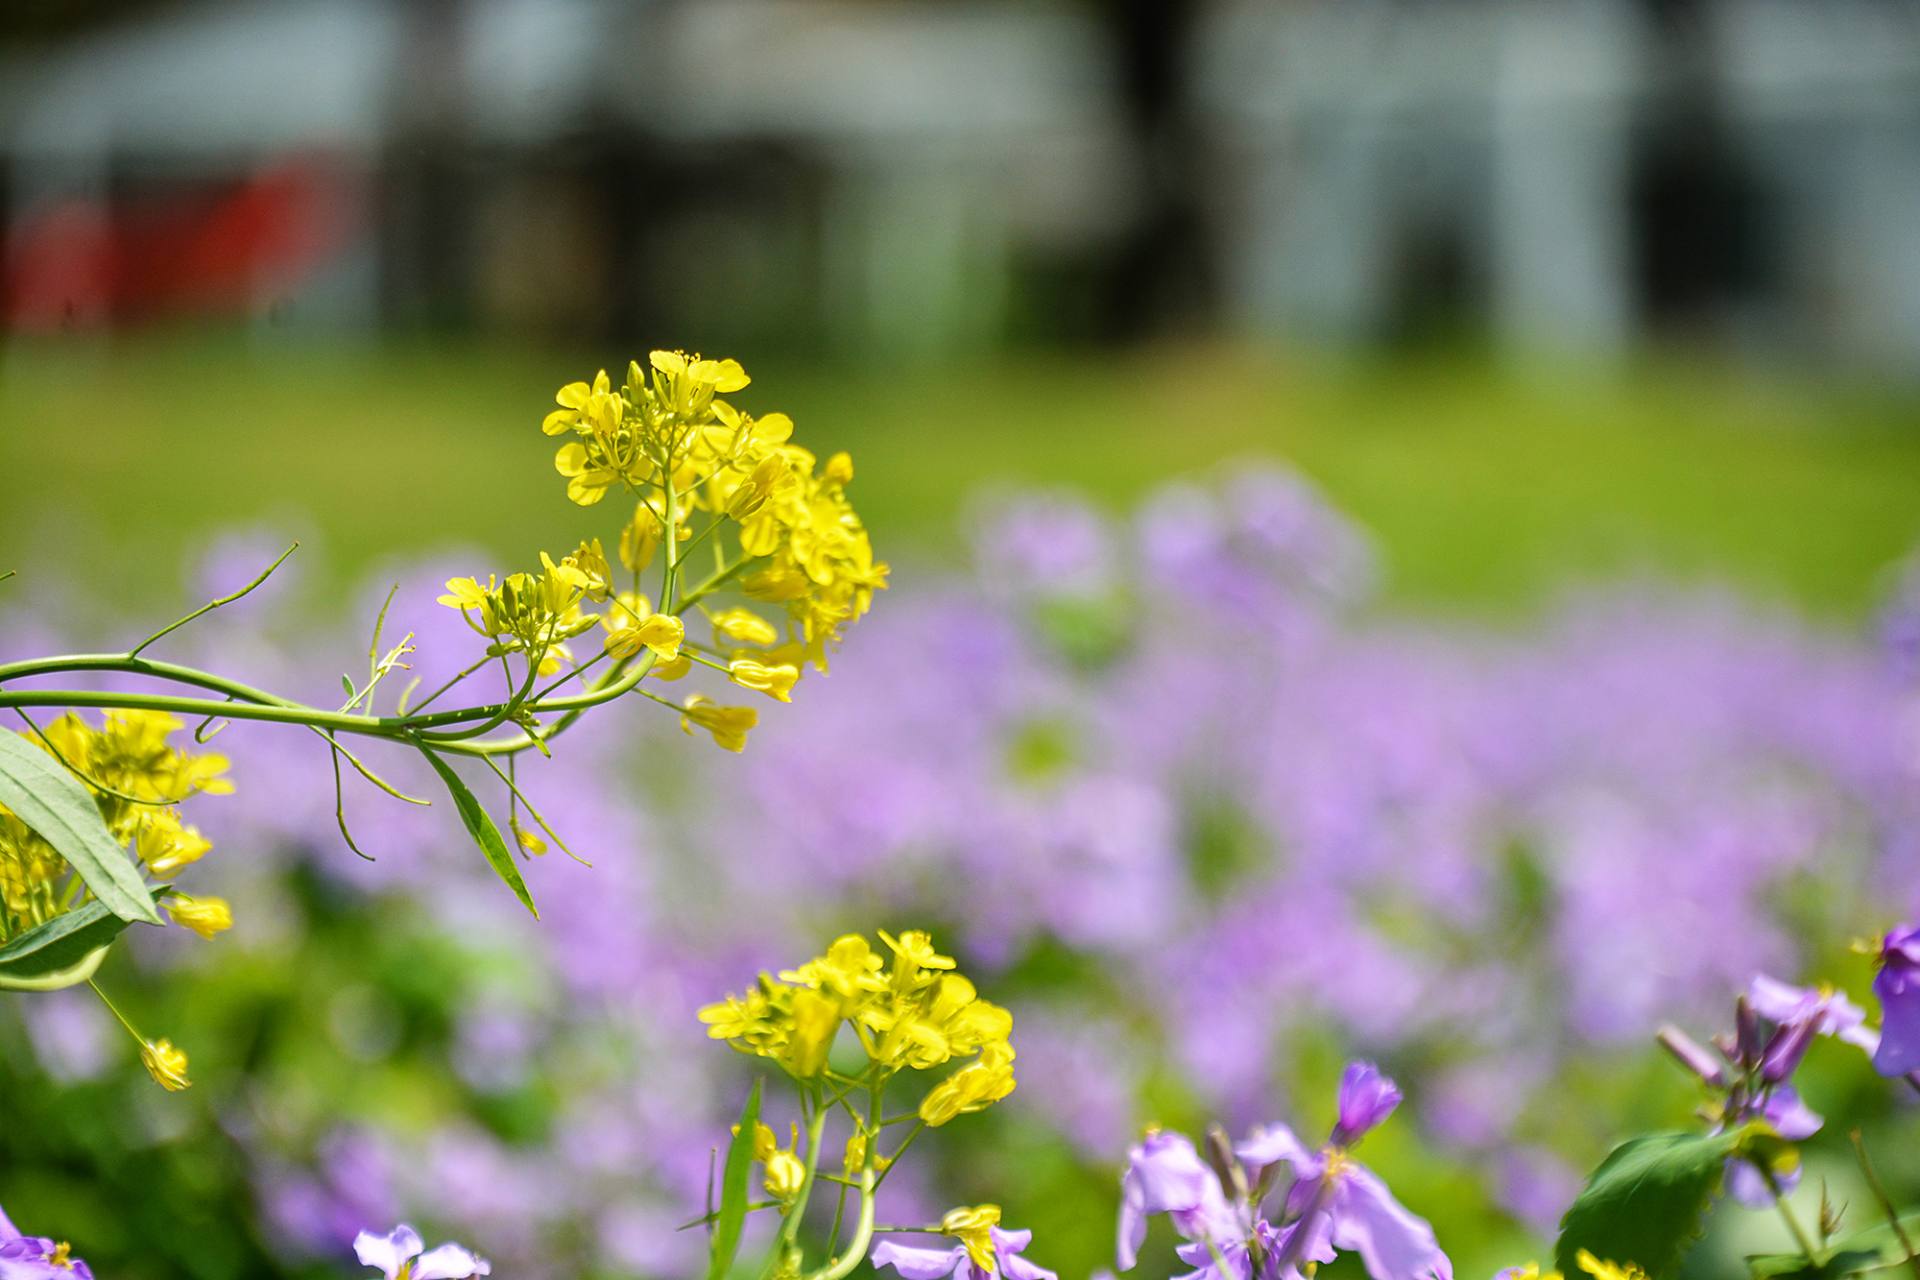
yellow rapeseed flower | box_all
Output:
[727,658,799,703]
[680,696,757,753]
[164,893,233,939]
[940,1206,1003,1273]
[711,608,779,647]
[140,1037,192,1091]
[602,592,684,662]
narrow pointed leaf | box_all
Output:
[708,1077,762,1280]
[417,745,538,918]
[0,731,162,923]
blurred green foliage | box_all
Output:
[3,336,1919,615]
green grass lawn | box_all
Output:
[4,334,1918,617]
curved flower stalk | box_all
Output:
[1116,1061,1452,1280]
[695,930,1034,1280]
[0,350,884,1083]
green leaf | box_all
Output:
[0,731,162,924]
[1555,1128,1766,1279]
[416,745,538,918]
[0,882,171,991]
[1750,1212,1920,1279]
[1747,1249,1885,1280]
[708,1077,762,1280]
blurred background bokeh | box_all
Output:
[4,2,1920,1279]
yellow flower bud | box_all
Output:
[164,893,233,940]
[824,452,854,485]
[764,1150,807,1202]
[510,817,548,856]
[141,1037,192,1091]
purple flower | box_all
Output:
[353,1225,490,1280]
[1747,975,1879,1061]
[1238,1065,1451,1280]
[871,1226,1056,1280]
[1117,1131,1241,1270]
[1335,1062,1403,1143]
[1119,1064,1448,1280]
[0,1204,93,1280]
[1871,925,1920,1077]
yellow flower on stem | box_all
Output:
[727,658,800,703]
[164,893,233,939]
[711,608,780,647]
[918,1043,1017,1127]
[680,695,757,753]
[601,592,684,662]
[140,1037,192,1091]
[134,810,212,876]
[940,1206,1003,1273]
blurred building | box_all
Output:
[3,0,1919,375]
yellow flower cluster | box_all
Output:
[0,712,232,932]
[543,351,887,676]
[438,543,609,675]
[0,711,235,1092]
[697,930,1015,1121]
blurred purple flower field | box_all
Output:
[5,462,1918,1279]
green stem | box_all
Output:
[128,542,298,658]
[1851,1130,1920,1280]
[810,1081,885,1280]
[1760,1164,1821,1269]
[88,979,146,1046]
[675,557,753,614]
[767,1083,833,1275]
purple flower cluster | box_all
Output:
[1118,1063,1449,1280]
[4,462,1918,1271]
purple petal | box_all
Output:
[1119,1131,1218,1269]
[1758,1087,1823,1141]
[1258,1213,1337,1277]
[1726,1156,1799,1208]
[1329,1165,1452,1280]
[1335,1063,1403,1142]
[994,1228,1057,1280]
[870,1241,968,1280]
[1872,958,1920,1077]
[354,1226,423,1280]
[410,1243,491,1279]
[1748,975,1818,1024]
[1236,1124,1312,1177]
[1173,1238,1253,1280]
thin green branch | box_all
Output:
[129,542,298,658]
[1851,1129,1920,1280]
[479,754,589,867]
